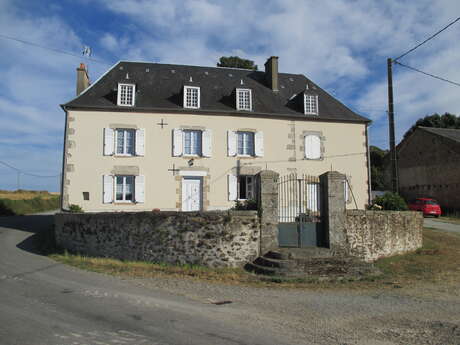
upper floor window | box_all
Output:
[184,86,200,109]
[236,88,252,111]
[304,94,318,115]
[116,129,135,155]
[237,131,255,156]
[183,130,202,156]
[103,127,145,156]
[172,128,212,157]
[117,83,135,106]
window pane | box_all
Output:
[238,176,247,199]
[125,130,134,155]
[125,176,134,201]
[116,176,123,200]
[116,130,124,154]
[184,131,191,154]
[237,132,244,155]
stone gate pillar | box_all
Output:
[320,171,347,254]
[257,170,279,254]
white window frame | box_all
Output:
[183,86,200,109]
[115,128,135,156]
[236,131,255,156]
[304,94,318,115]
[237,175,255,200]
[115,175,135,203]
[236,88,252,111]
[117,83,136,106]
[183,129,202,156]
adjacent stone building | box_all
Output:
[390,126,460,212]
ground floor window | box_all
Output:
[116,175,134,202]
[238,175,255,200]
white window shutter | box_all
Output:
[202,129,212,157]
[255,131,264,157]
[311,135,321,159]
[228,174,237,201]
[103,175,114,203]
[135,128,145,156]
[227,130,237,156]
[305,135,321,159]
[344,179,349,203]
[172,128,183,156]
[135,175,145,203]
[103,128,114,156]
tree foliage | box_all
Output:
[217,56,258,70]
[370,145,388,190]
[372,192,408,211]
[404,113,460,138]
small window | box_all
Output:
[304,134,321,159]
[236,88,252,111]
[183,130,202,156]
[115,175,134,202]
[304,94,318,115]
[237,131,255,156]
[115,129,135,155]
[184,86,200,109]
[238,175,255,200]
[117,83,135,106]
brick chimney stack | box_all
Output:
[264,56,279,92]
[76,63,90,95]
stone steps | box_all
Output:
[246,248,380,279]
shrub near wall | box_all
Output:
[55,211,260,268]
[345,210,423,262]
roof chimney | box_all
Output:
[264,56,279,92]
[76,63,90,95]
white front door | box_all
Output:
[182,177,202,211]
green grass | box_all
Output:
[0,196,60,216]
[49,229,460,289]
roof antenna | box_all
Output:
[82,46,92,57]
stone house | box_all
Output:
[390,126,460,212]
[60,57,371,212]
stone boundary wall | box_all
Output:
[55,210,260,268]
[344,210,423,262]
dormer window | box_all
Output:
[304,94,318,115]
[236,88,252,111]
[117,83,135,106]
[184,86,200,109]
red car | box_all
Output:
[408,198,442,217]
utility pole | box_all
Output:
[387,58,399,193]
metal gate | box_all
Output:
[278,173,323,247]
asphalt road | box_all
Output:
[424,218,460,234]
[0,215,284,345]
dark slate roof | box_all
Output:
[420,126,460,143]
[63,61,369,123]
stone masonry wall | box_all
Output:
[55,210,260,268]
[345,210,423,262]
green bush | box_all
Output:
[372,192,408,211]
[232,199,258,210]
[68,204,84,213]
[0,196,60,216]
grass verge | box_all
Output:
[49,228,460,289]
[0,192,59,216]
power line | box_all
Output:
[394,16,460,61]
[0,160,60,178]
[0,34,111,66]
[394,61,460,87]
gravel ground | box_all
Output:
[130,275,460,345]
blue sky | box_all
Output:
[1,0,459,191]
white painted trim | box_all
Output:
[183,85,200,109]
[179,170,208,177]
[236,88,252,111]
[117,83,136,106]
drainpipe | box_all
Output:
[365,123,372,206]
